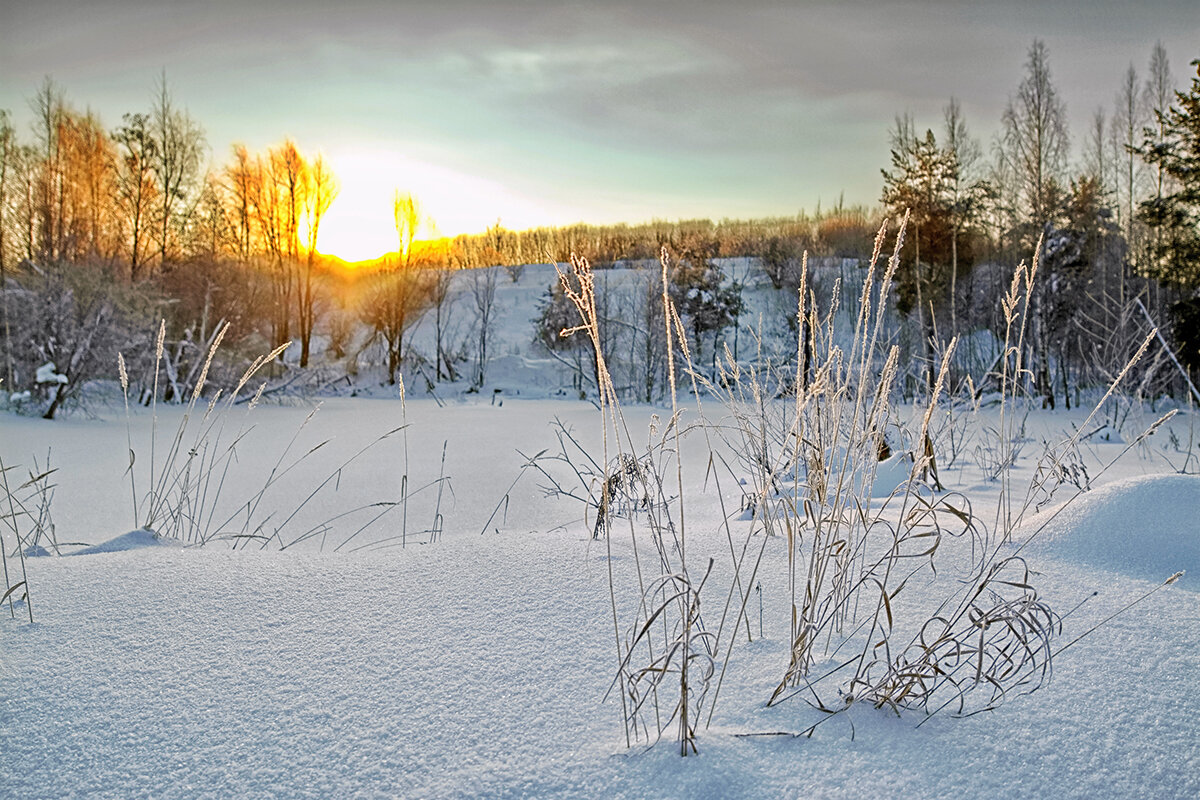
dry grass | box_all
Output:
[557,251,716,755]
[551,216,1173,751]
[711,222,1168,730]
[0,450,67,623]
[116,322,424,551]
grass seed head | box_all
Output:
[117,352,129,393]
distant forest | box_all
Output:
[1,41,1198,417]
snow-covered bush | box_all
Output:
[2,260,153,418]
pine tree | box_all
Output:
[1138,58,1200,294]
[881,119,954,391]
[1138,58,1200,375]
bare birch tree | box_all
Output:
[1112,63,1147,273]
[113,113,158,280]
[298,153,337,367]
[150,74,205,271]
[470,267,497,389]
[999,40,1070,237]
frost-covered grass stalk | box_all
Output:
[695,217,911,706]
[696,218,1173,730]
[119,322,411,550]
[118,352,137,529]
[131,320,278,541]
[331,375,454,553]
[0,476,13,618]
[557,251,715,755]
[990,240,1040,538]
[683,217,1092,728]
[0,445,66,624]
[0,453,34,623]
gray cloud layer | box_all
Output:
[3,0,1197,226]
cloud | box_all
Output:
[2,0,1197,226]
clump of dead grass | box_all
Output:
[116,323,434,551]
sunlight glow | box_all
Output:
[316,149,565,262]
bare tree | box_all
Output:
[1144,42,1176,206]
[113,113,158,280]
[999,40,1070,236]
[10,142,39,264]
[1083,108,1111,192]
[1082,106,1124,321]
[362,267,431,384]
[150,74,205,271]
[250,151,286,343]
[470,266,497,389]
[56,112,117,265]
[224,145,255,264]
[1112,63,1147,273]
[393,190,419,268]
[189,172,233,259]
[1143,41,1177,303]
[0,110,13,387]
[997,41,1072,405]
[29,77,67,263]
[632,267,666,402]
[298,153,337,367]
[357,190,432,384]
[275,140,305,265]
[429,266,457,381]
[247,144,300,348]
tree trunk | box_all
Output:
[950,226,958,336]
[913,224,933,395]
[43,384,65,419]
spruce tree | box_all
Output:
[1138,58,1200,294]
[1138,58,1200,374]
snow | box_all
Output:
[35,361,68,385]
[5,399,1198,798]
[4,521,1197,799]
[1081,423,1125,444]
[3,263,1200,797]
[1022,474,1200,588]
[71,528,177,555]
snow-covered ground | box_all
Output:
[3,263,1199,797]
[3,395,1198,798]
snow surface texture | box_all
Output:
[70,528,175,556]
[1024,474,1200,588]
[4,525,1198,799]
[4,399,1199,798]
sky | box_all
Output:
[2,0,1198,261]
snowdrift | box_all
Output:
[1023,473,1200,588]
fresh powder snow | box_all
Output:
[2,264,1198,799]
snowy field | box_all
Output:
[2,391,1198,799]
[3,263,1199,798]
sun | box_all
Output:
[316,149,565,263]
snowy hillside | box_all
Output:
[342,258,918,405]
